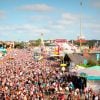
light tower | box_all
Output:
[40,33,46,57]
[79,1,83,51]
[77,1,86,52]
[40,33,44,47]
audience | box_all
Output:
[0,49,100,100]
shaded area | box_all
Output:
[67,53,100,65]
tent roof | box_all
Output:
[0,48,6,52]
[87,66,100,70]
[77,66,100,80]
[87,76,100,80]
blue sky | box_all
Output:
[0,0,100,41]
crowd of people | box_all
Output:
[0,48,100,100]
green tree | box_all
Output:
[14,41,25,49]
[35,38,41,46]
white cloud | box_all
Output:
[0,10,5,19]
[90,24,100,30]
[59,13,79,25]
[0,24,50,41]
[83,20,100,30]
[18,4,54,12]
[47,12,100,39]
[48,12,79,30]
[0,24,50,35]
[0,11,100,41]
[82,21,100,39]
[57,13,79,26]
[48,24,66,30]
[91,0,100,8]
[62,13,78,21]
[30,15,51,22]
[15,24,50,33]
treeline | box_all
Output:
[12,39,100,49]
[0,39,100,49]
[14,39,51,49]
[70,40,100,48]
